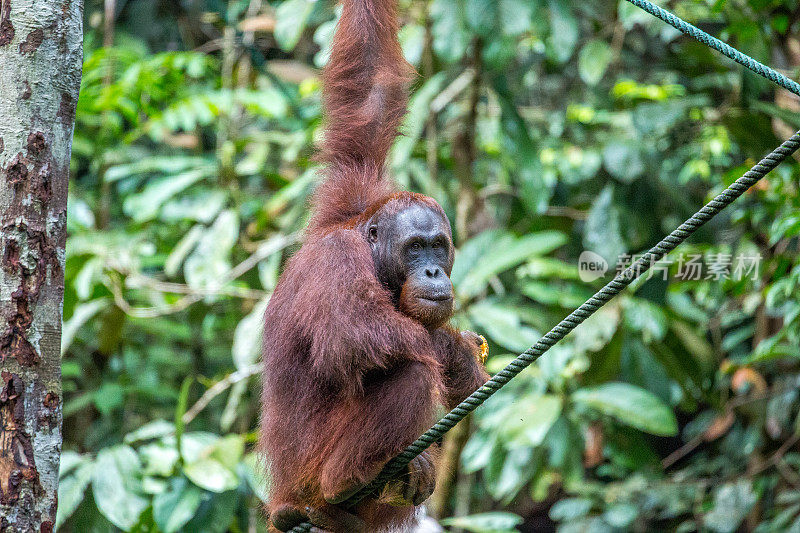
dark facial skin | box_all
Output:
[365,201,455,329]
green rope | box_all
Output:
[624,0,800,97]
[285,3,800,530]
[286,133,800,532]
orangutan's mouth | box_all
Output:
[418,294,452,303]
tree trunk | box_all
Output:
[0,0,82,530]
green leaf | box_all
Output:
[92,445,149,530]
[73,257,102,300]
[722,325,755,352]
[122,166,213,222]
[61,299,108,354]
[274,0,317,51]
[66,195,95,230]
[747,334,800,364]
[602,142,645,183]
[467,300,540,352]
[392,73,447,168]
[621,337,677,405]
[430,0,470,62]
[313,12,339,67]
[465,0,496,36]
[519,159,555,215]
[518,257,579,280]
[93,383,124,415]
[184,210,240,291]
[179,433,242,493]
[456,230,567,299]
[140,442,180,477]
[550,497,593,521]
[571,305,620,355]
[703,481,757,533]
[265,169,316,217]
[399,22,426,65]
[572,382,678,436]
[623,298,668,342]
[546,0,578,63]
[451,230,502,289]
[604,503,639,528]
[56,456,95,530]
[165,224,203,277]
[184,457,240,493]
[578,40,614,85]
[503,394,563,447]
[520,281,588,309]
[175,378,194,462]
[440,511,524,533]
[543,415,582,471]
[59,450,86,475]
[209,434,245,470]
[226,298,270,430]
[242,453,270,502]
[461,430,499,474]
[152,477,203,533]
[179,432,220,463]
[498,0,533,36]
[161,189,227,224]
[584,186,625,267]
[105,156,210,182]
[232,297,270,369]
[183,489,237,533]
[633,100,691,135]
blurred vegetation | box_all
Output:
[58,0,800,531]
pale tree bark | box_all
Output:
[0,0,82,530]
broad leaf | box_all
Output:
[184,210,240,291]
[440,511,524,533]
[579,40,614,85]
[500,394,563,447]
[153,477,204,533]
[184,457,239,493]
[584,186,625,267]
[602,142,645,183]
[123,166,212,222]
[274,0,317,51]
[546,0,578,63]
[703,481,757,533]
[572,382,678,436]
[467,300,540,352]
[91,445,148,529]
[430,0,470,62]
[550,497,593,521]
[242,453,270,502]
[56,456,95,530]
[456,230,567,299]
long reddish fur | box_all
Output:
[308,0,414,233]
[260,0,488,531]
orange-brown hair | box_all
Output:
[308,0,416,233]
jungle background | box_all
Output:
[58,0,800,531]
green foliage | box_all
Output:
[572,382,678,436]
[62,0,800,530]
[440,512,524,532]
[57,423,264,532]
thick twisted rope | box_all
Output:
[624,0,800,97]
[286,133,800,532]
